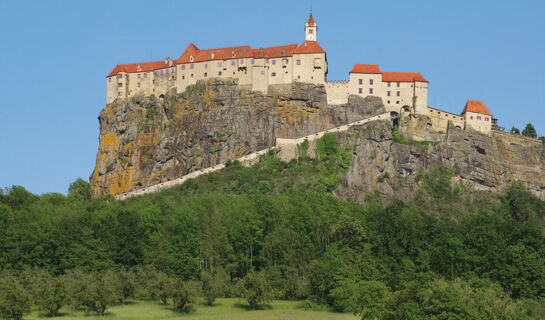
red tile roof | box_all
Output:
[292,41,326,54]
[350,64,381,74]
[107,60,172,77]
[382,71,428,83]
[307,13,316,26]
[108,40,326,77]
[461,100,492,116]
[252,44,298,58]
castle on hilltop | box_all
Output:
[106,13,498,134]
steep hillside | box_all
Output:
[90,79,384,197]
[91,80,545,200]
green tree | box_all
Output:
[63,270,120,315]
[67,178,92,201]
[35,273,66,316]
[237,271,274,309]
[521,123,537,138]
[510,126,520,135]
[0,274,31,320]
[172,279,195,311]
[201,272,222,306]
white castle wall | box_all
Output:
[325,80,349,105]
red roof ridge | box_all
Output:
[461,100,492,116]
[307,13,315,26]
[350,64,381,74]
[293,41,326,54]
[382,71,428,83]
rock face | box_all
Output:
[332,117,545,203]
[90,79,385,197]
[91,79,545,200]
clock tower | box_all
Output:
[305,13,317,41]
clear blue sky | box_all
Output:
[1,0,544,195]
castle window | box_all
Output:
[282,59,288,65]
[172,68,175,73]
[108,78,111,83]
[118,83,122,87]
[369,79,373,85]
[272,60,276,65]
[261,70,265,75]
[232,51,236,58]
[205,64,208,69]
[470,116,473,119]
[191,74,193,78]
[485,117,489,121]
[137,83,141,87]
[182,75,185,79]
[396,101,400,104]
[271,72,276,77]
[477,116,481,120]
[358,88,362,94]
[369,88,373,94]
[387,82,391,87]
[296,59,301,65]
[218,62,222,67]
[387,91,391,96]
[182,65,185,70]
[204,72,207,77]
[154,71,158,75]
[218,71,222,76]
[251,59,255,64]
[231,61,235,66]
[117,74,122,79]
[138,74,141,78]
[266,59,269,64]
[397,82,400,87]
[240,59,244,64]
[359,79,362,85]
[190,64,194,69]
[160,70,164,75]
[166,69,169,74]
[144,73,147,78]
[396,91,400,96]
[387,101,391,104]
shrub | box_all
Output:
[0,274,31,320]
[237,271,274,309]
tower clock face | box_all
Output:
[308,34,314,40]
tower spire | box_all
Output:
[305,11,317,41]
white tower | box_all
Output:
[305,13,317,41]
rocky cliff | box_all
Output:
[332,116,545,203]
[91,79,545,200]
[90,79,384,197]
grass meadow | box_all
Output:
[25,298,357,320]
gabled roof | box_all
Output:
[382,71,428,83]
[350,64,381,74]
[107,60,172,77]
[307,13,316,26]
[252,44,298,58]
[461,100,492,116]
[293,41,326,54]
[177,43,199,64]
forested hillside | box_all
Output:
[1,134,545,319]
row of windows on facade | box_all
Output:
[470,115,490,121]
[358,88,402,96]
[358,79,402,87]
[109,58,314,82]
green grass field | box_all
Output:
[25,298,357,320]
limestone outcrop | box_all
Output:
[90,79,385,197]
[332,117,545,203]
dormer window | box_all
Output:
[232,51,236,58]
[190,55,194,62]
[211,52,215,59]
[137,65,142,71]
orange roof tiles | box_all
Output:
[382,71,428,83]
[461,100,492,116]
[252,44,298,58]
[292,41,326,54]
[108,40,326,77]
[350,64,428,82]
[350,64,381,74]
[107,60,172,77]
